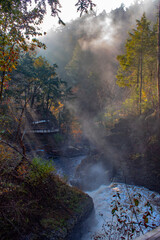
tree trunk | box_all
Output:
[157,0,160,116]
[30,86,37,108]
[46,87,51,113]
[137,57,140,113]
[0,71,5,102]
[139,50,143,115]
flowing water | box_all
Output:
[82,183,160,239]
[52,155,86,181]
[53,155,160,240]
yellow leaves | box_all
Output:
[12,64,16,70]
[59,101,64,108]
[142,90,147,102]
[70,118,82,142]
[17,163,28,177]
[50,101,64,114]
[34,56,45,68]
[0,47,18,74]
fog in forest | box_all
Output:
[2,1,160,239]
[39,0,157,153]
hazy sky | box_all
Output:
[41,0,139,31]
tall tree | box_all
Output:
[8,54,66,113]
[157,0,160,116]
[0,0,47,101]
[117,13,157,114]
[0,0,96,101]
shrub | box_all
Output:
[0,143,20,175]
[93,187,158,240]
[27,157,56,184]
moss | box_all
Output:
[0,172,93,240]
[40,218,67,229]
[0,147,93,240]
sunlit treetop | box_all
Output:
[0,0,96,101]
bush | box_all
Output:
[27,157,56,184]
[0,143,20,175]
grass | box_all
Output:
[0,147,93,240]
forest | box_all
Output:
[1,0,160,239]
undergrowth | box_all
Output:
[0,145,89,240]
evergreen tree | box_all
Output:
[117,13,157,114]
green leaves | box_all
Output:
[0,0,52,101]
[133,198,139,206]
[116,13,157,114]
[8,53,68,114]
[112,206,118,215]
[27,157,56,184]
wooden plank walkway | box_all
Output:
[27,128,59,134]
[135,227,160,239]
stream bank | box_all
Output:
[0,145,94,240]
[72,114,160,193]
[51,155,160,240]
[8,112,160,240]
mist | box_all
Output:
[39,0,157,164]
[2,1,160,239]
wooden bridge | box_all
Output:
[28,129,59,134]
[135,226,160,239]
[26,120,59,134]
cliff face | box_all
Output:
[1,171,94,240]
[35,184,94,240]
[73,113,160,193]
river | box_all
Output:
[52,155,160,240]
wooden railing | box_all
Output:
[135,226,160,239]
[27,128,59,134]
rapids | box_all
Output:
[52,155,160,240]
[82,183,160,239]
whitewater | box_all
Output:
[52,155,160,239]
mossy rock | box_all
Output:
[1,174,93,240]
